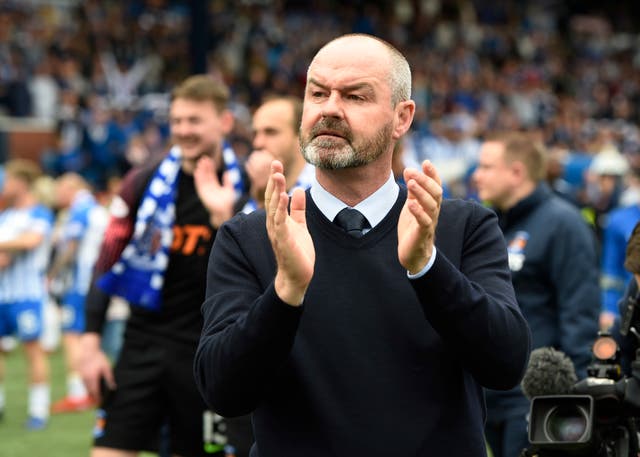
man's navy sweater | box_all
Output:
[195,189,531,457]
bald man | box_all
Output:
[195,34,530,457]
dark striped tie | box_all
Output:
[333,208,371,238]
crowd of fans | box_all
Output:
[0,1,638,284]
[0,0,637,292]
[0,1,638,201]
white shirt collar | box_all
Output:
[310,172,399,228]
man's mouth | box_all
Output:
[309,118,352,143]
[314,130,346,140]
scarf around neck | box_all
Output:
[98,143,244,311]
[97,145,181,311]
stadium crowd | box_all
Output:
[0,0,639,193]
[1,0,640,455]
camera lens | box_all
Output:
[544,404,589,442]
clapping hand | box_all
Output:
[398,160,443,274]
[265,160,315,306]
[194,155,236,228]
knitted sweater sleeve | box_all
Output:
[410,201,531,390]
[194,213,302,417]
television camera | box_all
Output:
[522,292,640,457]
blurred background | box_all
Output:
[2,0,640,202]
[2,0,640,455]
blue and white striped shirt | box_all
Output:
[59,190,108,296]
[0,204,54,303]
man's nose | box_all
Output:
[321,92,344,118]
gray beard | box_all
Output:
[301,121,394,170]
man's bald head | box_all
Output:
[309,34,412,106]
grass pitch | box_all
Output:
[0,348,94,457]
[0,346,496,457]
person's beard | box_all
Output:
[300,117,394,170]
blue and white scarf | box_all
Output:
[97,145,181,311]
[98,143,244,311]
[222,142,245,200]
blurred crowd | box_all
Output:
[0,0,638,200]
[0,0,639,277]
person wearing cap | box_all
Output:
[598,154,640,330]
[583,145,630,241]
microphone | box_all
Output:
[521,347,578,400]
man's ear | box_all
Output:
[393,100,415,140]
[510,160,528,183]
